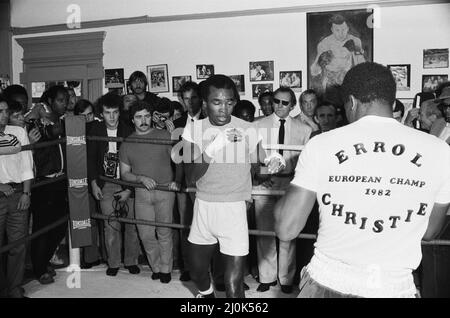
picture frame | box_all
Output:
[105,68,125,88]
[307,9,374,94]
[279,71,302,92]
[422,74,448,93]
[249,61,274,82]
[147,64,169,93]
[172,75,192,93]
[125,79,132,95]
[423,49,449,69]
[252,83,273,99]
[397,98,414,123]
[229,75,245,94]
[387,64,411,91]
[196,64,214,79]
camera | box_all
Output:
[27,118,52,139]
[103,152,119,178]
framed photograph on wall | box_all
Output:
[105,68,125,88]
[252,83,273,99]
[397,98,414,123]
[147,64,169,93]
[387,64,411,91]
[279,71,302,92]
[422,74,448,93]
[249,61,274,82]
[196,64,214,79]
[307,9,374,94]
[125,79,132,95]
[172,75,192,93]
[423,49,449,69]
[229,75,245,94]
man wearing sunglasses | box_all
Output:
[254,86,312,293]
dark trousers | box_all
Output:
[30,179,69,277]
[0,193,28,297]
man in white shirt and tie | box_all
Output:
[254,87,311,293]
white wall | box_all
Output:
[11,2,450,115]
[11,0,392,27]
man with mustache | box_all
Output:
[120,100,180,284]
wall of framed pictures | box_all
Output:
[11,2,450,115]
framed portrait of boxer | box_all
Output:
[229,75,245,95]
[249,61,274,82]
[252,83,273,99]
[280,71,302,92]
[307,9,374,94]
[423,49,449,69]
[147,64,169,93]
[388,64,411,91]
[172,75,191,93]
[422,75,448,93]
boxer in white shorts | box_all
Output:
[178,75,284,298]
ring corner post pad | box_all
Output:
[65,115,92,255]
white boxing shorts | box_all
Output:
[188,198,249,256]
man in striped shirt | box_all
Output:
[0,95,34,298]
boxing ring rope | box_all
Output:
[3,130,450,275]
[96,175,450,246]
[0,215,68,255]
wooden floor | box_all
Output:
[24,264,299,298]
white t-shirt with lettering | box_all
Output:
[292,115,450,297]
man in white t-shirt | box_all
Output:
[274,62,450,298]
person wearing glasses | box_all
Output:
[253,86,312,294]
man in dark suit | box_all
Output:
[174,81,204,129]
[87,93,140,276]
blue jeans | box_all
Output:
[0,193,28,297]
[135,188,175,274]
[99,182,140,268]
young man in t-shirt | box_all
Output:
[274,62,450,298]
[120,100,180,284]
[87,93,140,277]
[180,75,285,298]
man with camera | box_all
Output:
[152,97,175,133]
[120,100,180,284]
[87,93,140,277]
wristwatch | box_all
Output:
[22,191,31,197]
